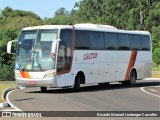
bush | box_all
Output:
[153,48,160,66]
[0,64,14,81]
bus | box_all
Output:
[7,24,152,92]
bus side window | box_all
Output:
[117,33,130,50]
[90,31,104,50]
[75,30,90,50]
[129,34,140,50]
[104,32,117,50]
[140,35,151,51]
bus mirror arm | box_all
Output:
[57,39,61,42]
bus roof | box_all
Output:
[22,24,150,35]
[22,25,72,30]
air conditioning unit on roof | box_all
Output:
[75,23,117,30]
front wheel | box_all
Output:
[40,87,47,92]
[74,75,80,91]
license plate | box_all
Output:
[29,81,37,85]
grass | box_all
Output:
[0,82,16,103]
[152,67,160,71]
[152,71,160,78]
[152,66,160,78]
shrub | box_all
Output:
[0,64,14,81]
[153,48,160,66]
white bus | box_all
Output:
[7,24,152,91]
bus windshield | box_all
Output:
[16,30,58,71]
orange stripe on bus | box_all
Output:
[20,72,26,78]
[20,72,30,78]
[24,72,31,79]
[125,50,137,80]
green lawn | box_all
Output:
[152,71,160,78]
[152,67,160,78]
[152,67,160,71]
[0,82,16,103]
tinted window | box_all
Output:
[140,35,151,51]
[75,30,90,49]
[117,33,130,50]
[58,29,72,72]
[60,29,72,48]
[129,34,140,50]
[90,31,104,50]
[104,32,117,50]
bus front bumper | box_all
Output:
[15,77,57,88]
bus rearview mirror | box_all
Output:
[51,39,61,54]
[7,40,18,55]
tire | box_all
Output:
[129,71,137,86]
[122,71,136,87]
[98,82,110,88]
[40,87,47,92]
[74,75,80,91]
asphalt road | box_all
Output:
[7,80,160,112]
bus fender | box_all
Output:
[72,69,85,84]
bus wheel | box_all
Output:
[74,75,80,91]
[40,87,47,92]
[129,70,136,86]
[122,71,136,87]
[98,83,109,88]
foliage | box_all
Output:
[44,7,72,25]
[0,7,42,81]
[0,64,14,81]
[153,48,160,66]
[44,15,72,25]
[54,7,69,17]
[0,6,41,21]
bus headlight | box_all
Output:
[44,73,55,78]
[15,73,21,78]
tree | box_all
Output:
[0,7,42,81]
[0,6,13,17]
[153,48,160,66]
[44,7,72,25]
[54,7,69,17]
[73,0,104,23]
[1,6,41,20]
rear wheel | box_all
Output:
[122,70,136,87]
[40,87,47,92]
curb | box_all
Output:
[143,78,160,80]
[0,102,9,108]
[2,87,17,100]
[6,89,21,111]
[0,85,25,110]
[0,87,18,109]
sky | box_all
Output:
[0,0,79,19]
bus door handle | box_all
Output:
[90,73,93,74]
